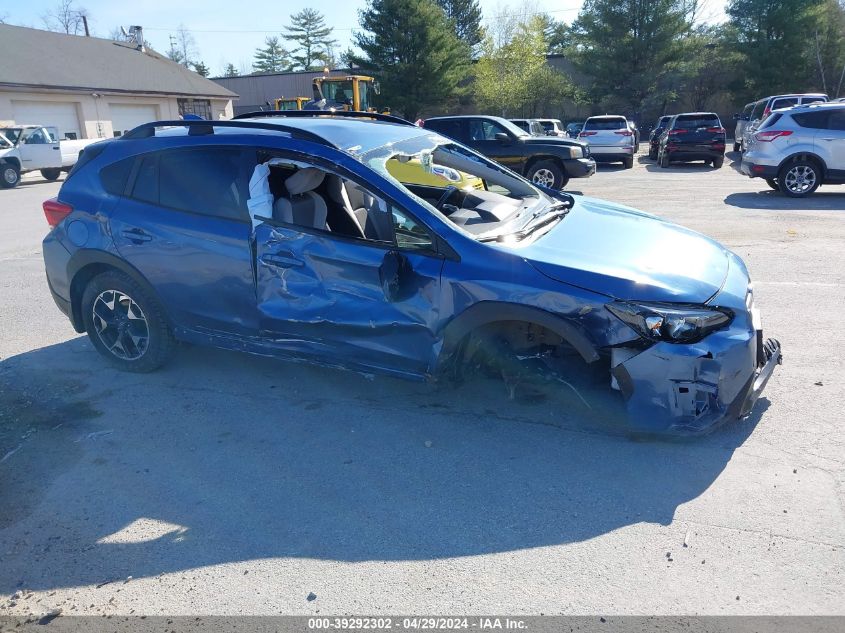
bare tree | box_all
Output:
[167,24,198,67]
[42,0,90,35]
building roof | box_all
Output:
[0,23,236,99]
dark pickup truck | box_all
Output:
[422,115,596,189]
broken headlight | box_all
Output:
[606,301,733,343]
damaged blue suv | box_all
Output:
[42,112,781,434]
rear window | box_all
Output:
[674,115,720,129]
[425,119,466,142]
[584,118,626,131]
[758,113,783,130]
[792,111,831,129]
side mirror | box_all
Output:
[495,132,510,144]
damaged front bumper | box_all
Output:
[608,256,782,434]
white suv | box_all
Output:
[740,102,845,197]
[578,115,636,168]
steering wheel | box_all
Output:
[434,186,460,213]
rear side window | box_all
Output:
[426,119,466,142]
[743,104,754,116]
[584,118,626,130]
[750,101,766,120]
[771,98,798,110]
[801,96,828,104]
[100,157,135,196]
[829,110,845,131]
[674,115,720,129]
[158,148,250,221]
[132,155,158,204]
[792,111,831,129]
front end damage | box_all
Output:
[607,257,782,435]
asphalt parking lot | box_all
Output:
[0,150,843,616]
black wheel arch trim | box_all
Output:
[434,301,600,373]
[524,155,567,176]
[777,152,827,177]
[66,249,171,333]
[1,157,21,169]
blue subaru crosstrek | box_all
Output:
[42,111,782,434]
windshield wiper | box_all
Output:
[479,207,570,243]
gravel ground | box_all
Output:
[0,151,842,617]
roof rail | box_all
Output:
[233,109,414,126]
[121,119,333,146]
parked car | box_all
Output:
[740,102,845,197]
[423,115,595,189]
[0,125,96,188]
[565,121,584,138]
[741,93,828,153]
[732,102,755,152]
[41,111,781,434]
[536,118,566,137]
[648,115,672,159]
[509,118,546,136]
[578,115,636,168]
[657,112,726,168]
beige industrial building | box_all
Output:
[0,23,236,140]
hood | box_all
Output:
[521,136,584,149]
[521,196,730,303]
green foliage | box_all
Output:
[435,0,484,50]
[474,15,574,117]
[809,0,845,97]
[725,0,827,100]
[253,36,292,74]
[350,0,472,121]
[570,0,692,111]
[191,61,210,77]
[672,26,743,111]
[284,9,338,70]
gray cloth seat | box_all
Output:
[325,176,392,242]
[273,168,328,230]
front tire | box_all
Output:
[1,163,20,188]
[527,160,566,189]
[81,270,176,372]
[778,161,820,197]
[41,168,61,181]
[733,142,741,153]
[764,178,778,190]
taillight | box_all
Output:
[706,127,725,133]
[43,198,73,227]
[755,130,793,142]
[615,130,633,136]
[579,131,597,137]
[668,129,687,135]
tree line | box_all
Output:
[26,0,845,123]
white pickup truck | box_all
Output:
[0,125,99,188]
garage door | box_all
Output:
[12,101,82,140]
[110,104,158,137]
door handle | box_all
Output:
[52,146,60,150]
[120,228,152,243]
[260,253,303,268]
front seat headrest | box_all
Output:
[286,168,325,196]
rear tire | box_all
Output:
[81,270,176,372]
[733,142,741,152]
[1,163,20,188]
[659,151,670,168]
[765,178,778,190]
[623,156,634,169]
[527,160,566,190]
[712,157,724,169]
[40,168,61,181]
[777,160,820,197]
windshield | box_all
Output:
[0,128,23,145]
[359,132,568,244]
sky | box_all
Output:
[0,0,728,78]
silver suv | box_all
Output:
[740,93,828,153]
[740,102,845,197]
[578,115,636,168]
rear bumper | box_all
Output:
[563,157,596,179]
[666,147,725,161]
[589,146,634,162]
[740,160,778,179]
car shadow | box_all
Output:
[725,190,845,210]
[0,337,764,592]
